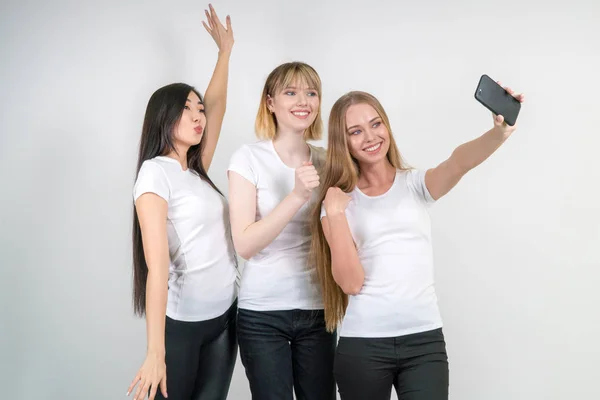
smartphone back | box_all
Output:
[474,74,521,126]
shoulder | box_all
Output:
[138,157,170,178]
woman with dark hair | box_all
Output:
[126,5,238,400]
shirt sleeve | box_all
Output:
[133,161,171,202]
[227,145,257,186]
[406,168,435,205]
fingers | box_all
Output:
[226,15,232,33]
[160,377,168,398]
[133,377,146,400]
[202,21,211,35]
[209,3,223,28]
[127,372,142,396]
[148,382,159,400]
[495,114,505,125]
[204,9,214,30]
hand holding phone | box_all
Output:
[474,75,524,126]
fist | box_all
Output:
[293,161,320,201]
[324,187,351,216]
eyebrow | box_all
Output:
[282,86,316,91]
[347,117,380,132]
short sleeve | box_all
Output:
[133,161,171,202]
[227,145,257,186]
[320,202,327,219]
[406,169,435,204]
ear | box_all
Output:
[266,94,274,113]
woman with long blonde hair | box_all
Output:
[227,62,336,399]
[311,87,524,400]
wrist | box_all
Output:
[289,190,309,205]
[325,207,345,217]
[218,48,232,58]
[147,345,165,357]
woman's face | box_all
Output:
[174,90,206,148]
[345,103,390,166]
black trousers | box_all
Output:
[155,300,237,400]
[334,328,449,400]
[237,308,337,400]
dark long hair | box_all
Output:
[132,83,223,316]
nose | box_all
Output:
[192,110,201,122]
[364,127,376,141]
[296,92,308,106]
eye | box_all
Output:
[184,105,190,110]
[349,130,361,135]
[285,91,296,96]
[307,91,318,97]
[373,122,381,128]
[198,109,205,113]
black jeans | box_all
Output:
[155,300,237,400]
[237,308,337,400]
[334,328,449,400]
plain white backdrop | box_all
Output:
[1,0,599,399]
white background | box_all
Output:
[1,0,599,399]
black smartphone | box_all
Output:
[474,74,521,126]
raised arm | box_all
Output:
[425,84,525,200]
[322,187,364,295]
[228,162,319,260]
[127,194,169,400]
[201,4,234,171]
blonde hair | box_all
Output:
[255,62,323,140]
[309,91,410,332]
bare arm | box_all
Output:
[425,85,525,200]
[322,214,364,295]
[127,193,169,400]
[136,193,170,357]
[322,187,364,294]
[201,5,234,171]
[228,171,307,260]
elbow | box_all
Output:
[340,280,363,296]
[232,238,254,261]
[333,269,364,296]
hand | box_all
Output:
[292,161,320,202]
[202,4,234,55]
[492,82,525,138]
[126,353,167,400]
[324,187,351,216]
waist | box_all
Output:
[340,290,442,338]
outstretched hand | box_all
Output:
[202,3,234,54]
[493,82,525,138]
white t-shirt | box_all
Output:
[133,156,238,322]
[227,140,325,311]
[321,168,443,338]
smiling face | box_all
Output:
[267,80,320,135]
[345,103,391,166]
[173,90,206,148]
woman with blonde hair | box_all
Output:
[311,87,524,400]
[227,62,336,399]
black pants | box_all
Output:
[155,300,237,400]
[237,308,337,400]
[334,328,449,400]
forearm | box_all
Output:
[235,193,306,259]
[450,126,507,173]
[145,267,168,356]
[203,50,231,113]
[326,212,364,295]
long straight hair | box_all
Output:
[309,91,409,332]
[132,83,223,317]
